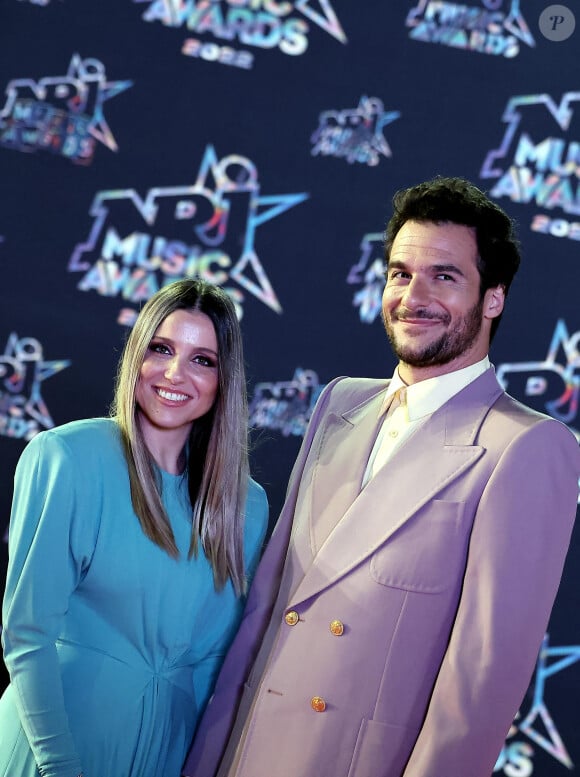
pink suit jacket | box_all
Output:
[184,369,580,777]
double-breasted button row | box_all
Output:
[281,615,345,714]
[284,612,345,636]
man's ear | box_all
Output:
[484,285,505,320]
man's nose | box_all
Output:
[401,275,430,307]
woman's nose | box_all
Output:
[165,356,184,383]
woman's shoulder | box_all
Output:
[242,478,269,567]
[25,417,122,462]
[243,478,269,540]
[245,477,268,511]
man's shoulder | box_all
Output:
[320,376,387,412]
[489,391,578,444]
[494,391,560,426]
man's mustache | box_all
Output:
[394,309,450,324]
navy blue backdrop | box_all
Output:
[1,2,580,774]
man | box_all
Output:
[184,177,580,777]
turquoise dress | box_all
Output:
[0,418,268,777]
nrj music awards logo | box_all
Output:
[249,368,324,436]
[311,96,400,167]
[406,0,534,57]
[481,92,580,241]
[0,54,132,164]
[494,634,580,775]
[346,231,385,324]
[496,318,580,439]
[0,333,70,441]
[133,0,347,69]
[68,145,308,325]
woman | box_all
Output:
[0,279,268,777]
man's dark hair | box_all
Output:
[385,176,521,340]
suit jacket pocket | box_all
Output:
[370,499,467,593]
[347,717,418,777]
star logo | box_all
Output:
[311,96,401,167]
[481,91,580,180]
[496,319,580,438]
[133,0,347,55]
[68,145,308,317]
[0,333,71,438]
[64,54,133,152]
[0,54,132,161]
[517,634,580,767]
[294,0,347,43]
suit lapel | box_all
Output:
[290,368,504,606]
[286,385,386,582]
[310,390,386,551]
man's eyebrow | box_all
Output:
[432,263,466,277]
[386,259,407,270]
[386,259,466,277]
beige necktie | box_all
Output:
[369,387,408,479]
[391,386,407,415]
[379,385,407,419]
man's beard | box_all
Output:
[384,298,484,368]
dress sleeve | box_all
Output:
[190,483,269,722]
[2,431,88,777]
[242,480,269,584]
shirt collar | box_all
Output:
[380,356,491,420]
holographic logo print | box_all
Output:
[311,96,400,167]
[133,0,347,69]
[0,55,132,164]
[68,145,308,324]
[0,333,70,440]
[346,231,385,323]
[496,319,580,439]
[494,634,580,773]
[249,368,324,436]
[481,92,580,241]
[406,0,534,57]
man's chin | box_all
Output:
[392,337,440,362]
[393,341,452,368]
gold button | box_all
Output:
[388,429,398,438]
[285,610,299,626]
[329,620,344,636]
[311,696,326,712]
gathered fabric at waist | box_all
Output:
[56,638,196,699]
[54,638,198,775]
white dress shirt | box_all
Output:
[362,356,492,488]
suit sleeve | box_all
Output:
[403,419,580,777]
[2,432,89,777]
[182,376,346,777]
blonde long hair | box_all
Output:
[110,280,249,595]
